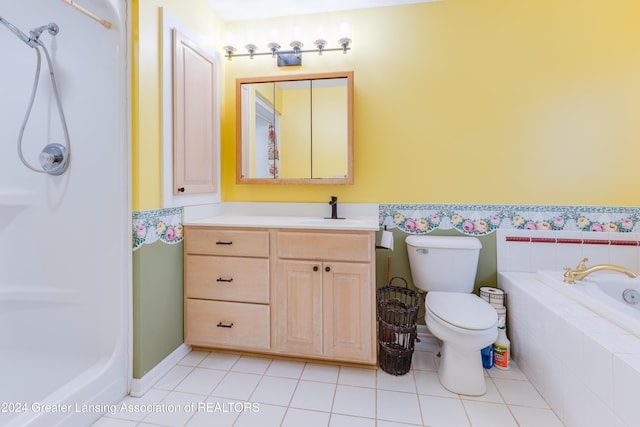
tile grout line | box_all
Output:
[98,347,565,427]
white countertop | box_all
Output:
[183,215,380,231]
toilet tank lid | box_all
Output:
[405,235,482,250]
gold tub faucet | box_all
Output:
[563,258,637,284]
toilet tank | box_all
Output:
[405,235,482,293]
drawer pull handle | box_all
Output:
[216,241,233,245]
[325,266,331,272]
[216,322,234,328]
[216,277,233,283]
[313,265,319,272]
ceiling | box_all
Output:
[207,0,440,21]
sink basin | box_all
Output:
[295,217,378,230]
[297,218,353,224]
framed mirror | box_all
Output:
[236,71,353,184]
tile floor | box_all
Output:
[93,336,565,427]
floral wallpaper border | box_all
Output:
[379,204,640,236]
[132,207,183,251]
[130,204,640,248]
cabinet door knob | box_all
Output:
[313,265,319,272]
[325,266,331,272]
[177,187,185,192]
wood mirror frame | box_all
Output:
[236,71,354,184]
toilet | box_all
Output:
[406,235,498,396]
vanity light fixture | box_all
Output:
[223,36,352,67]
[245,43,258,59]
[314,39,326,55]
[290,40,303,58]
[267,42,280,57]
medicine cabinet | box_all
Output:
[236,71,353,184]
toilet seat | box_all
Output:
[426,292,497,331]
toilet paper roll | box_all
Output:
[379,230,394,250]
[494,305,507,323]
[480,286,505,308]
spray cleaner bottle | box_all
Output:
[493,317,510,370]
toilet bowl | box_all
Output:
[426,292,498,395]
[405,235,498,395]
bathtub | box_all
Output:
[536,270,640,338]
[499,270,640,427]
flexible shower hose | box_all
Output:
[17,41,71,174]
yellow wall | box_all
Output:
[280,88,311,178]
[132,0,224,210]
[133,0,640,209]
[312,85,348,178]
[222,0,640,205]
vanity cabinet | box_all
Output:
[274,231,375,364]
[183,225,376,365]
[183,227,271,351]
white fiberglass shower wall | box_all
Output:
[0,0,129,426]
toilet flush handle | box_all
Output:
[416,248,429,254]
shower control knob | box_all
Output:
[38,143,68,175]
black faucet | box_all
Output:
[327,196,343,220]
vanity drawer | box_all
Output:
[185,227,269,257]
[185,255,269,304]
[277,231,373,262]
[185,299,270,350]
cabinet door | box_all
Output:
[323,262,375,363]
[275,260,322,356]
[172,29,217,195]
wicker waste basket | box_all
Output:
[376,277,420,375]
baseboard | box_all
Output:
[417,324,432,339]
[129,344,191,397]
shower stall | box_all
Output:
[0,0,129,426]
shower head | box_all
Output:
[0,17,59,48]
[27,23,59,48]
[30,23,59,40]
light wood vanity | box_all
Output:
[184,222,376,365]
